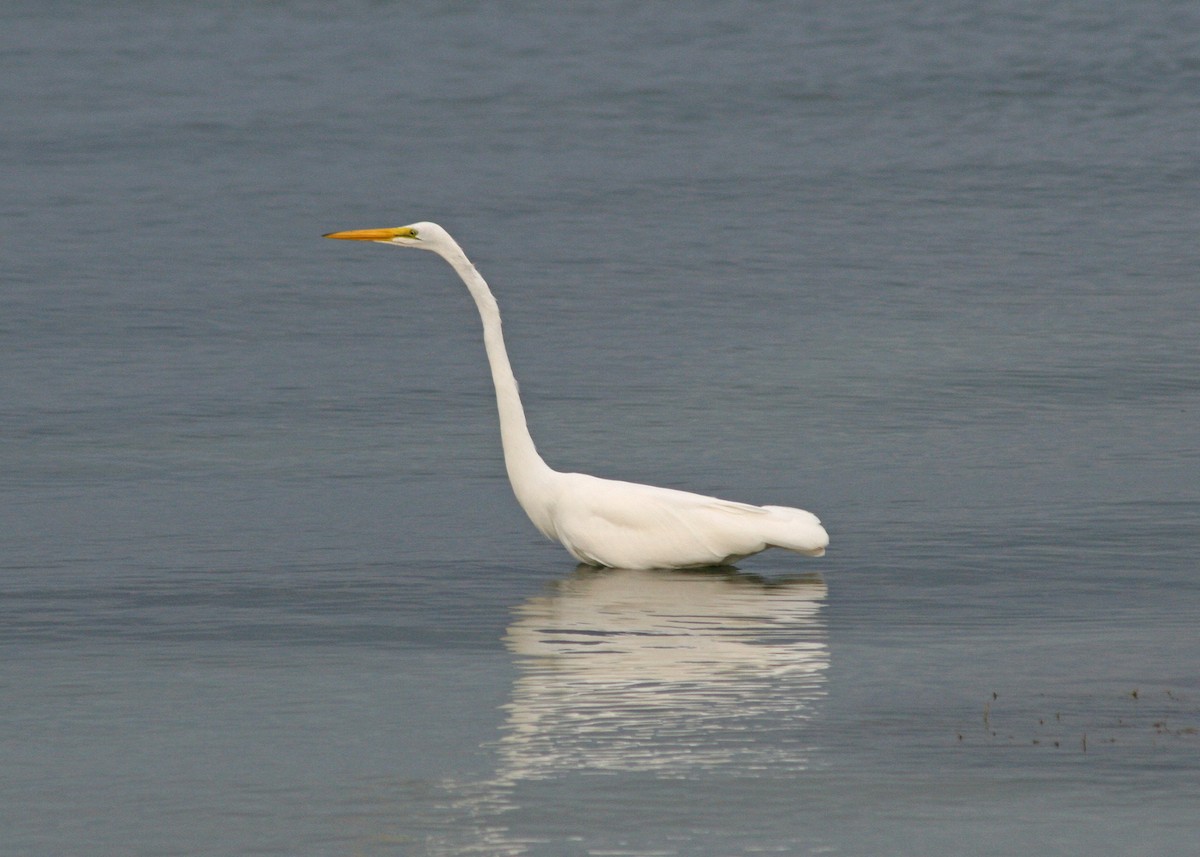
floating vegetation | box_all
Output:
[957,686,1199,752]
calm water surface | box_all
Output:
[3,1,1199,855]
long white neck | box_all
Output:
[431,239,558,532]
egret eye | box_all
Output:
[409,228,419,238]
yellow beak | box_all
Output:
[323,227,417,241]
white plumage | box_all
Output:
[324,221,828,569]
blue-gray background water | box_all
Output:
[4,1,1198,854]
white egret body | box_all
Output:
[324,222,828,569]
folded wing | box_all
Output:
[548,472,827,569]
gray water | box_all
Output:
[3,1,1199,854]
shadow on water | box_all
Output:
[415,566,830,854]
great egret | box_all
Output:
[323,222,828,569]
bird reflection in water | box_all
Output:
[407,568,829,856]
[497,566,829,780]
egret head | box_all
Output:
[323,221,448,251]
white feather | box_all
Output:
[324,221,828,569]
